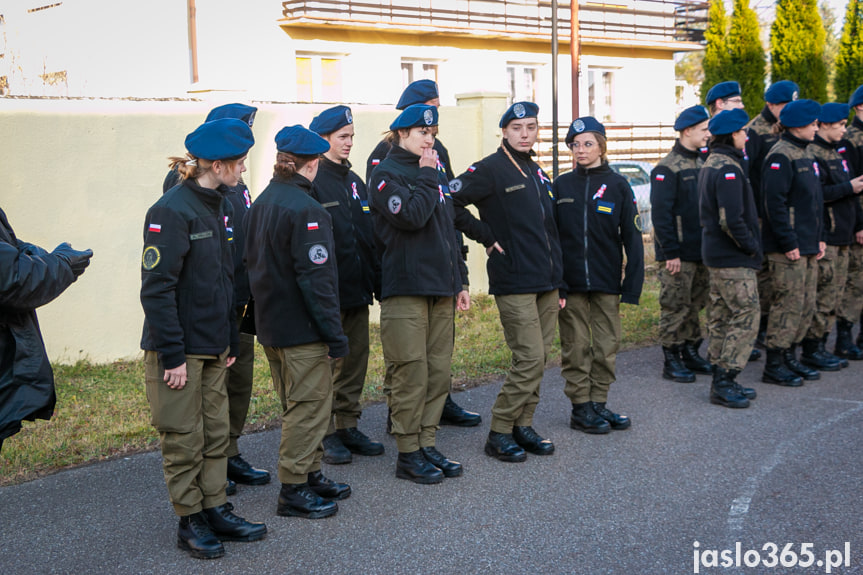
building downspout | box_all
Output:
[188,0,198,84]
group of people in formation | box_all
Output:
[654,80,863,409]
[137,75,863,559]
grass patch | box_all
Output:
[1,274,660,486]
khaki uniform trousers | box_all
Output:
[226,307,255,458]
[328,306,370,431]
[838,243,863,323]
[657,261,709,346]
[490,290,559,434]
[559,292,620,404]
[145,349,230,517]
[808,245,849,338]
[264,342,332,485]
[380,295,454,453]
[706,267,759,371]
[766,253,818,349]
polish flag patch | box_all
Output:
[148,223,161,233]
[467,165,476,173]
[377,180,387,191]
[655,174,665,181]
[725,173,736,180]
[307,222,319,231]
[371,159,381,166]
[770,162,781,170]
[838,146,847,154]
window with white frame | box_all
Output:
[296,52,345,103]
[588,68,616,123]
[506,63,539,105]
[400,59,440,88]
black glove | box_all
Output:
[52,242,94,277]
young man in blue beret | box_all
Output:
[651,105,712,383]
[309,106,385,465]
[838,84,863,351]
[705,81,744,116]
[142,118,267,559]
[806,103,863,363]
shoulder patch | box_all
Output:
[308,244,329,265]
[388,195,402,214]
[142,246,161,270]
[724,173,736,180]
[654,174,665,181]
[449,178,462,193]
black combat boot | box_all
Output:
[420,446,463,477]
[591,401,631,430]
[277,483,338,519]
[785,344,820,380]
[710,367,750,408]
[681,340,714,374]
[307,469,351,500]
[800,338,841,372]
[761,348,804,386]
[512,426,555,455]
[336,427,385,456]
[227,454,271,485]
[727,369,756,399]
[834,318,863,360]
[177,512,225,559]
[322,433,352,465]
[484,431,528,462]
[439,394,482,426]
[569,402,611,434]
[748,348,762,361]
[225,478,237,496]
[755,315,768,349]
[662,345,696,382]
[203,503,267,542]
[396,450,446,483]
[820,334,847,368]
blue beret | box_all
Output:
[390,104,438,131]
[310,105,353,136]
[818,102,850,124]
[674,105,710,131]
[764,81,799,104]
[205,103,257,126]
[707,108,750,135]
[275,125,330,155]
[396,80,439,110]
[850,85,863,108]
[705,81,741,105]
[185,118,254,161]
[499,101,539,128]
[780,99,821,128]
[565,116,606,144]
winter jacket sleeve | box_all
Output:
[370,166,440,231]
[762,153,798,254]
[450,163,497,247]
[715,168,760,257]
[649,165,681,260]
[619,183,645,305]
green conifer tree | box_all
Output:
[835,0,863,103]
[771,0,828,103]
[700,0,731,104]
[728,0,766,112]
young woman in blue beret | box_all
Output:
[553,117,643,434]
[368,104,470,484]
[141,118,266,559]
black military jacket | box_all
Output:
[809,135,857,246]
[746,106,780,211]
[761,133,824,256]
[450,140,563,296]
[845,117,863,177]
[366,138,454,184]
[312,156,378,308]
[141,179,238,369]
[553,162,644,304]
[650,140,703,262]
[698,144,762,269]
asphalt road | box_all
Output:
[1,345,861,575]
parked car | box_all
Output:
[609,160,653,235]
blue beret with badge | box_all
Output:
[565,116,606,144]
[310,105,353,136]
[673,105,710,131]
[205,103,257,126]
[275,125,330,155]
[390,104,438,131]
[499,101,539,128]
[849,85,863,108]
[185,118,255,160]
[764,81,799,104]
[396,79,439,110]
[818,102,850,124]
[779,99,821,128]
[705,81,741,105]
[707,108,750,135]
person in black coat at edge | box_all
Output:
[309,105,385,465]
[0,210,92,451]
[163,103,270,495]
[554,116,644,434]
[366,79,480,428]
[450,101,563,462]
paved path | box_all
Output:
[1,345,862,574]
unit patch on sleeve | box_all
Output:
[142,245,161,270]
[308,244,329,265]
[388,195,402,214]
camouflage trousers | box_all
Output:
[757,254,773,317]
[807,245,849,338]
[766,253,818,349]
[837,243,863,324]
[706,267,759,371]
[658,260,708,346]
